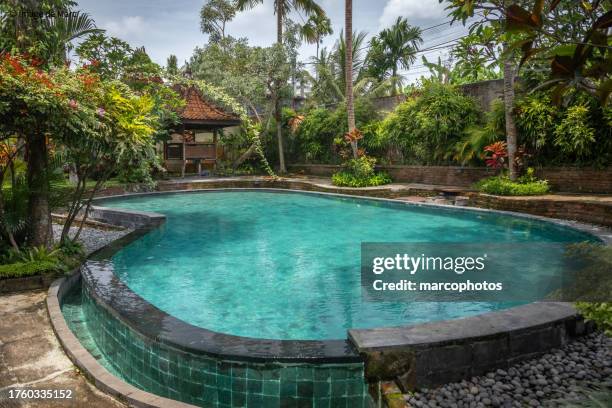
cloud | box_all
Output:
[379,0,447,29]
[104,16,148,38]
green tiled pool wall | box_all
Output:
[67,283,372,408]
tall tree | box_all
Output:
[166,54,178,75]
[368,17,422,95]
[0,0,100,246]
[237,0,325,173]
[345,0,357,158]
[449,28,501,84]
[300,13,333,60]
[200,0,237,42]
[443,0,521,180]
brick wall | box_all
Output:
[468,193,612,227]
[288,164,612,194]
[537,167,612,194]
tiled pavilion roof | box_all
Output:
[176,86,241,125]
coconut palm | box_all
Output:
[307,31,391,105]
[300,13,333,60]
[236,0,325,173]
[344,0,357,158]
[368,17,422,95]
[45,11,102,64]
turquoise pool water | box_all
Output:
[100,190,592,340]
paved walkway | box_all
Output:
[0,290,124,408]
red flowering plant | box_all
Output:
[483,141,531,173]
[0,52,157,247]
[483,141,508,169]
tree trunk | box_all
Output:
[275,4,287,173]
[503,54,518,180]
[392,66,398,96]
[345,0,358,159]
[232,143,257,169]
[26,133,51,247]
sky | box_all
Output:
[75,0,470,83]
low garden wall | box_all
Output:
[468,194,612,228]
[287,164,612,194]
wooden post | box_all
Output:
[181,138,186,178]
[213,129,218,171]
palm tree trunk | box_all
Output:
[392,66,398,96]
[503,51,518,180]
[26,133,52,247]
[345,0,357,159]
[275,3,287,173]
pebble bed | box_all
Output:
[405,332,611,407]
[52,224,131,255]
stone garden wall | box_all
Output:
[287,164,612,194]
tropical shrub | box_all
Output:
[576,303,611,335]
[515,93,555,151]
[293,98,380,163]
[332,171,392,187]
[476,173,550,196]
[0,242,84,279]
[483,141,508,169]
[0,260,60,279]
[331,155,392,187]
[379,82,480,163]
[292,107,335,163]
[553,105,596,158]
[452,99,505,165]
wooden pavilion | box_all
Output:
[164,86,241,176]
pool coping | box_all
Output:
[47,187,611,402]
[47,273,198,408]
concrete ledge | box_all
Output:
[0,273,57,294]
[47,275,197,408]
[348,302,595,390]
[89,206,166,229]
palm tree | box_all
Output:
[237,0,325,174]
[335,30,368,94]
[166,54,179,75]
[300,13,333,60]
[371,17,422,95]
[345,0,357,158]
[45,11,102,64]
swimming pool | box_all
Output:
[98,190,593,340]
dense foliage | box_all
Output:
[289,98,379,163]
[576,302,612,335]
[476,175,550,196]
[331,156,391,187]
[374,82,480,164]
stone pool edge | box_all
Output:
[46,187,611,405]
[47,272,197,408]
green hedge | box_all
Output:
[0,261,60,279]
[476,176,550,196]
[332,171,392,188]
